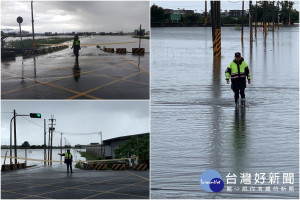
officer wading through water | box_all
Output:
[71,35,81,60]
[225,52,251,105]
[59,149,73,173]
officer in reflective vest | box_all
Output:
[71,34,81,60]
[59,149,73,173]
[225,52,251,105]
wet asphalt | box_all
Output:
[1,164,149,199]
[1,36,149,100]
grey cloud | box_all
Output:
[1,101,149,146]
[1,1,150,33]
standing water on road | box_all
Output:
[151,27,299,198]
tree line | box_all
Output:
[151,1,299,25]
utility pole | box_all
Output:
[10,117,14,164]
[211,1,221,58]
[60,132,63,163]
[255,1,258,38]
[44,119,46,165]
[99,131,103,159]
[277,1,280,29]
[31,0,35,48]
[137,137,140,165]
[48,115,56,166]
[210,1,216,40]
[139,24,142,49]
[241,1,244,42]
[272,1,275,32]
[263,1,268,38]
[204,0,208,25]
[13,110,17,164]
[48,127,50,165]
[250,1,253,43]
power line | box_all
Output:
[53,130,100,135]
[20,116,43,128]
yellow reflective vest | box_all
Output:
[65,153,72,161]
[73,39,80,47]
[225,58,251,80]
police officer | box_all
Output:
[71,34,81,60]
[225,52,251,105]
[59,149,73,173]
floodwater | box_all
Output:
[1,148,86,167]
[4,35,149,53]
[151,27,299,198]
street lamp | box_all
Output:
[10,110,42,164]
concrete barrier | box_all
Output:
[133,164,147,171]
[48,47,53,53]
[43,48,49,54]
[112,164,126,170]
[94,164,107,170]
[10,164,18,170]
[116,48,127,54]
[1,51,16,59]
[132,48,145,55]
[22,50,35,57]
[83,163,95,170]
[1,165,10,172]
[104,48,114,53]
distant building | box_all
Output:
[173,9,194,15]
[134,29,145,36]
[164,9,173,14]
[45,32,52,36]
[85,143,102,158]
[103,133,149,159]
[90,143,99,145]
[85,133,149,159]
[229,10,248,18]
[222,10,230,17]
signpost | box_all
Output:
[17,16,25,48]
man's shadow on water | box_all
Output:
[73,60,81,82]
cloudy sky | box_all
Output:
[152,1,299,12]
[1,1,150,33]
[1,101,149,146]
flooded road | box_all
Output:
[1,35,149,99]
[150,27,299,198]
[1,148,86,167]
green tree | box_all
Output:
[182,14,202,23]
[21,141,30,148]
[151,4,169,23]
[114,135,149,165]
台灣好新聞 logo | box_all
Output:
[199,169,224,192]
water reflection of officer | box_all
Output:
[233,107,246,149]
[71,34,81,60]
[73,60,81,82]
